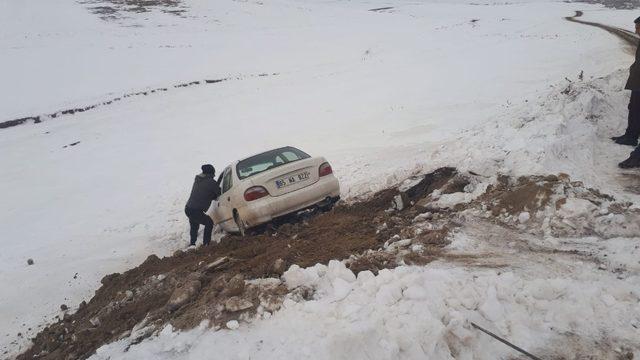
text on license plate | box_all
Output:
[275,171,311,189]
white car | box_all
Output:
[211,146,340,235]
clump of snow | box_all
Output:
[283,260,357,301]
[428,176,491,210]
[518,212,530,223]
[412,212,432,223]
[557,198,598,218]
[90,255,640,359]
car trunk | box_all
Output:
[252,158,320,197]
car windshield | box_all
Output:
[236,147,310,180]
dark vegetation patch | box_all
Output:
[0,73,278,131]
[78,0,187,21]
[369,6,394,12]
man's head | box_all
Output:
[201,164,215,175]
[635,16,640,35]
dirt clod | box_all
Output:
[224,274,245,297]
[224,297,254,312]
[166,278,202,312]
[272,258,286,275]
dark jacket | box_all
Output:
[625,44,640,90]
[186,173,221,211]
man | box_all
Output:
[617,17,640,168]
[185,164,221,246]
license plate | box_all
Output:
[275,171,311,189]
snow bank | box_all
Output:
[429,69,640,201]
[91,254,640,359]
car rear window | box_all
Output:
[236,147,310,180]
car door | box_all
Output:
[213,166,235,229]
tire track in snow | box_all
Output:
[565,10,639,53]
[0,72,279,130]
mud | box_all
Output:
[16,168,460,360]
[481,174,557,216]
[474,172,640,240]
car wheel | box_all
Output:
[234,211,246,237]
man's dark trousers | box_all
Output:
[185,206,213,245]
[626,90,640,139]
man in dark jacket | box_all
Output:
[617,17,640,168]
[185,164,221,246]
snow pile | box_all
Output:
[430,69,638,198]
[427,176,490,210]
[91,256,640,359]
[468,174,640,239]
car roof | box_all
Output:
[237,146,300,163]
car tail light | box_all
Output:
[319,162,333,177]
[244,186,269,201]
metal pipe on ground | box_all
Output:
[471,322,543,360]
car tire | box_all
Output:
[234,211,246,237]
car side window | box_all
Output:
[222,167,233,194]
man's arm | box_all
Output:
[210,179,221,201]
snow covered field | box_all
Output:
[1,0,639,358]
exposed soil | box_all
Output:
[16,168,460,360]
[480,174,558,216]
[78,0,187,21]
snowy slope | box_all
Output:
[0,0,638,357]
[90,68,640,360]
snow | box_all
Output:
[518,211,531,223]
[91,250,640,359]
[2,0,640,357]
[225,320,240,331]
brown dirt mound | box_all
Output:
[17,168,459,360]
[481,174,558,216]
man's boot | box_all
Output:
[612,135,639,146]
[619,148,640,169]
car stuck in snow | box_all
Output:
[210,146,340,235]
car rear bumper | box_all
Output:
[239,175,340,227]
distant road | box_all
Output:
[565,10,639,54]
